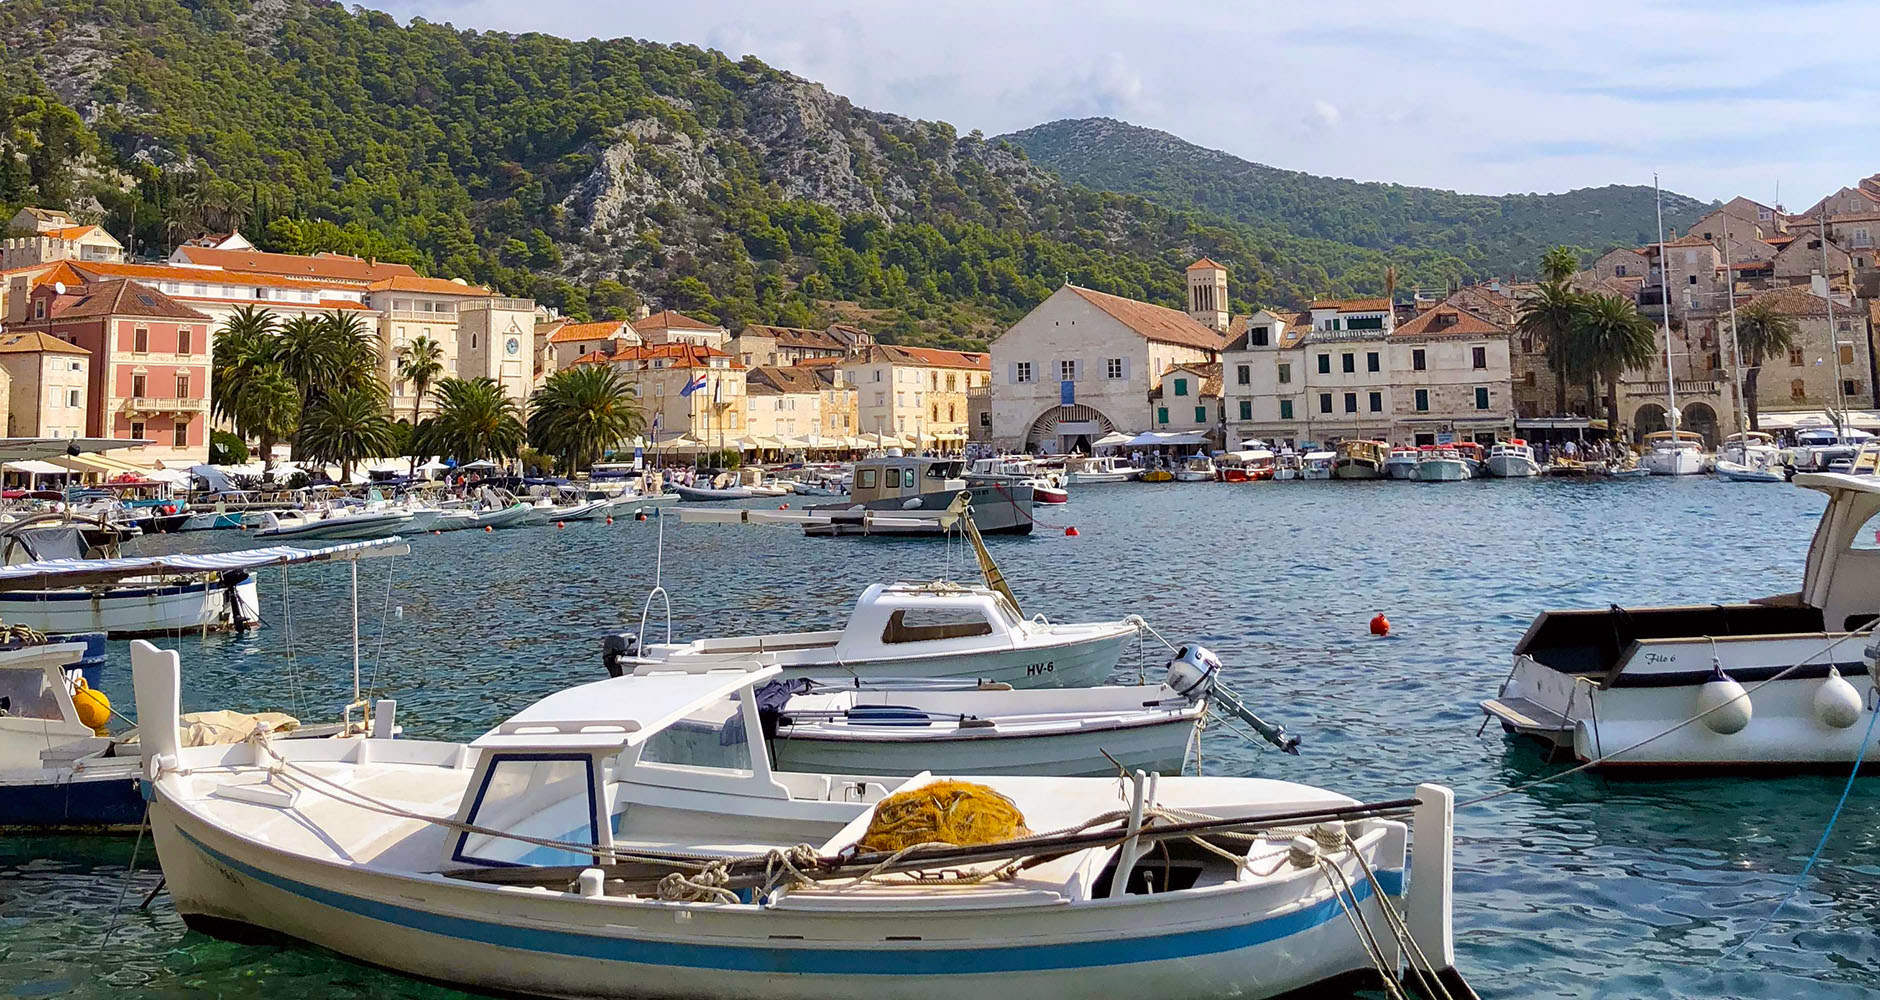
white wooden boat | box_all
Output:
[0,519,260,637]
[615,581,1138,689]
[133,648,1468,1000]
[1271,452,1303,481]
[1482,472,1880,767]
[1483,441,1540,478]
[1301,451,1336,480]
[1332,441,1389,480]
[1641,430,1705,476]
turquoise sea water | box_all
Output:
[3,476,1877,1000]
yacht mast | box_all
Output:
[1654,175,1679,439]
[1821,205,1847,438]
[1720,215,1748,445]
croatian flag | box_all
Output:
[680,373,708,397]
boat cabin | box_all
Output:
[848,456,964,503]
[0,642,95,760]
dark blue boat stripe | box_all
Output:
[0,580,214,602]
[176,826,1404,974]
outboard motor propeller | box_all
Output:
[1169,642,1301,755]
[601,632,640,678]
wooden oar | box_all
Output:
[438,796,1420,892]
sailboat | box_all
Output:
[1641,175,1705,476]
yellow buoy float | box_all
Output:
[71,677,111,736]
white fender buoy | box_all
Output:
[1814,666,1863,729]
[1697,668,1752,734]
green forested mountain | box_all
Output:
[0,2,1694,350]
[1003,118,1709,279]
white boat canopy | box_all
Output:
[0,437,154,463]
[0,536,410,591]
[476,662,780,752]
[1125,431,1207,447]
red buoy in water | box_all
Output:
[484,525,493,533]
[779,503,790,510]
[635,511,648,522]
[1369,614,1391,637]
[605,517,614,525]
[1064,526,1079,536]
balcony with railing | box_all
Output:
[1625,380,1724,397]
[120,396,208,414]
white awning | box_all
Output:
[1093,431,1134,447]
[0,437,155,463]
[3,460,68,475]
[1757,410,1837,431]
[0,536,410,592]
[1125,431,1207,447]
[475,663,781,751]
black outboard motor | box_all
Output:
[601,632,639,677]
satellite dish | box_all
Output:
[53,281,65,295]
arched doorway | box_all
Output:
[1681,402,1719,447]
[1026,403,1116,455]
[1633,403,1668,441]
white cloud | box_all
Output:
[374,0,1878,202]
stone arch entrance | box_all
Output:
[1633,403,1668,441]
[1026,403,1116,455]
[1681,402,1719,447]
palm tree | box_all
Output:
[299,387,395,484]
[320,311,381,397]
[423,377,526,464]
[210,305,276,426]
[242,364,303,477]
[273,314,339,407]
[1573,293,1659,436]
[1733,300,1800,432]
[1540,246,1580,283]
[528,366,646,473]
[396,335,446,473]
[1517,281,1584,415]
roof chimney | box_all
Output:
[1812,273,1829,296]
[637,302,652,321]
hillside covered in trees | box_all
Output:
[1003,118,1708,279]
[0,1,1704,348]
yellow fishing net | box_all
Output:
[858,780,1031,852]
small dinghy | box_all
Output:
[749,645,1296,776]
[672,483,755,501]
[134,649,1471,1000]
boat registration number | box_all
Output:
[1025,661,1056,676]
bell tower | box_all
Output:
[1186,258,1229,331]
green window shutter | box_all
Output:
[1239,400,1252,420]
[1158,406,1169,423]
[1280,400,1293,419]
[1196,405,1207,423]
[1174,378,1188,396]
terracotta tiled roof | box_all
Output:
[174,246,420,284]
[0,331,87,355]
[1148,362,1223,400]
[68,260,337,291]
[748,365,825,394]
[1063,285,1225,352]
[546,319,630,344]
[741,324,850,352]
[42,225,101,241]
[1391,304,1509,340]
[1644,235,1715,252]
[1764,235,1799,245]
[609,343,740,369]
[569,350,613,366]
[791,356,845,368]
[632,309,720,332]
[367,274,491,296]
[871,344,991,370]
[1310,297,1392,312]
[43,279,211,322]
[1748,285,1835,317]
[1186,257,1227,272]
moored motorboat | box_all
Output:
[1411,446,1470,482]
[1332,440,1389,480]
[673,483,757,501]
[1301,450,1337,480]
[0,516,259,637]
[1271,451,1303,481]
[1064,455,1141,484]
[1384,447,1420,480]
[1172,454,1216,482]
[1484,440,1541,478]
[134,644,1469,1000]
[1481,471,1880,767]
[808,456,1033,536]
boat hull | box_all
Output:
[672,485,755,501]
[1172,471,1214,482]
[1484,456,1540,478]
[0,760,145,831]
[807,484,1034,537]
[1714,460,1783,483]
[258,512,413,540]
[1412,460,1469,482]
[1331,461,1382,480]
[0,578,259,637]
[150,798,1402,1000]
[772,714,1194,777]
[781,631,1129,689]
[1643,449,1705,476]
[1384,461,1418,480]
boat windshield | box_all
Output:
[453,755,599,867]
[0,664,64,721]
[635,694,754,774]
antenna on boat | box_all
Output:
[1654,174,1680,439]
[1721,215,1749,445]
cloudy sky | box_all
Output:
[377,0,1873,204]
